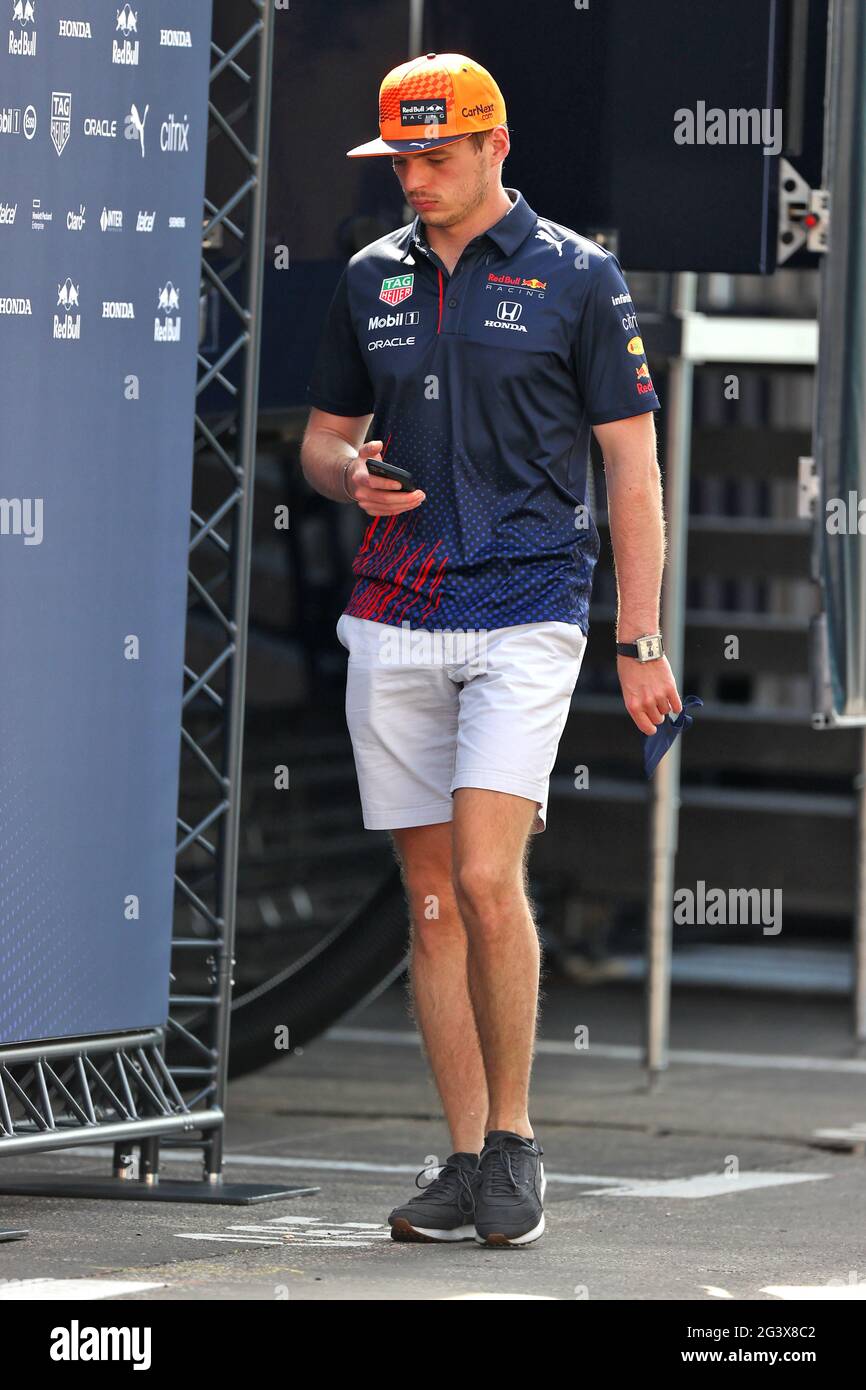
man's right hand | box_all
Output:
[345,441,426,517]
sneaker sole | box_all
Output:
[390,1217,477,1243]
[475,1212,545,1247]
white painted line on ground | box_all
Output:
[0,1279,166,1301]
[763,1283,866,1300]
[327,1026,866,1075]
[61,1145,831,1197]
[443,1293,560,1300]
[174,1234,287,1246]
[252,1214,322,1224]
[265,1217,383,1229]
[812,1125,866,1147]
[175,1215,390,1250]
[588,1171,829,1199]
[226,1223,389,1239]
[64,1145,634,1186]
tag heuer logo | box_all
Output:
[379,273,414,307]
[50,90,71,155]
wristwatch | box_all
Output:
[616,632,665,662]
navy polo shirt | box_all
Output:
[306,187,660,634]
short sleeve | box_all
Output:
[306,266,375,417]
[571,253,661,425]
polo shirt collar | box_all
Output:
[406,187,537,260]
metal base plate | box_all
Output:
[0,1176,319,1205]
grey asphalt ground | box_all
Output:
[2,979,866,1302]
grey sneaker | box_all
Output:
[388,1152,480,1242]
[474,1130,546,1247]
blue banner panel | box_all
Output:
[0,1,212,1044]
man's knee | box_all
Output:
[454,857,523,927]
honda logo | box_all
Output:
[496,300,523,322]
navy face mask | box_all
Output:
[641,695,703,778]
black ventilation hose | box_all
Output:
[173,866,410,1080]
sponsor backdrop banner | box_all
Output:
[0,0,212,1043]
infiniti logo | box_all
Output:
[496,300,522,322]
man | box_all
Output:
[301,53,682,1247]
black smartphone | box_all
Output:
[366,459,419,493]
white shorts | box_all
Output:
[335,614,587,835]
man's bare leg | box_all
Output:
[451,788,540,1140]
[391,821,488,1155]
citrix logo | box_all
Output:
[160,112,189,152]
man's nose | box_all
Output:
[401,164,429,192]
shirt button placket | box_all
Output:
[448,257,473,334]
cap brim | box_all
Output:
[346,132,475,158]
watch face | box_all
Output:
[637,635,662,661]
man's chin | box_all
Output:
[417,208,458,227]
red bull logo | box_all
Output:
[486,273,547,293]
[636,361,654,394]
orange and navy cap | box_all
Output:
[346,52,507,158]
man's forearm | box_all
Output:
[603,443,666,640]
[300,427,358,504]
